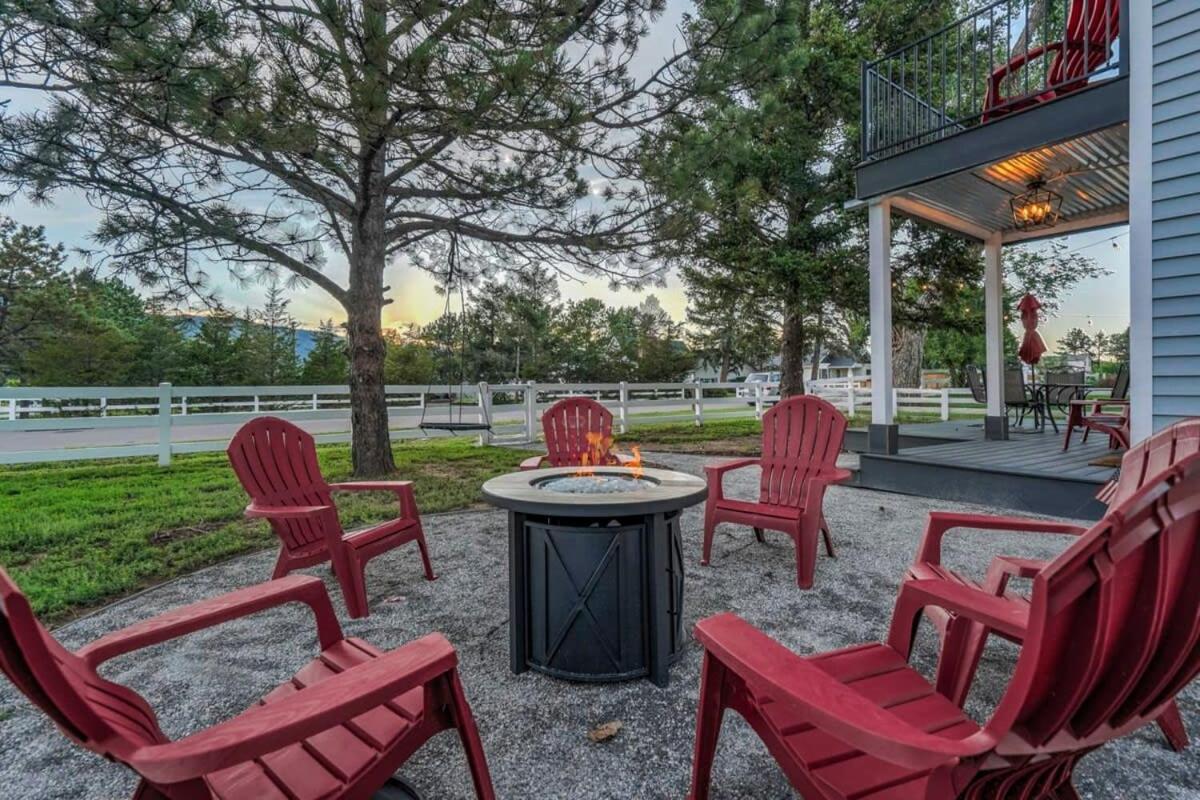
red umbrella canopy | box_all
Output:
[1017,293,1047,366]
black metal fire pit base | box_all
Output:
[483,466,707,689]
[510,510,686,686]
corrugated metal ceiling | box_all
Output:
[901,124,1129,232]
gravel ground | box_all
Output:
[1,451,1197,799]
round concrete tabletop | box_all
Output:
[481,466,707,517]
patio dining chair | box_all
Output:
[1043,371,1085,414]
[965,365,987,406]
[519,396,637,470]
[1063,362,1130,451]
[903,417,1200,752]
[701,395,850,589]
[687,450,1200,799]
[0,571,495,799]
[1004,368,1055,432]
[228,416,435,619]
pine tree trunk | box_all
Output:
[779,302,806,397]
[346,246,395,477]
[892,325,926,389]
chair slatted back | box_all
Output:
[0,570,167,763]
[1053,0,1121,88]
[757,396,847,508]
[540,398,618,468]
[227,417,340,555]
[1109,420,1200,507]
[1003,369,1029,405]
[991,452,1200,753]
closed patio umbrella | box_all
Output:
[1017,293,1047,367]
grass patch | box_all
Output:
[0,438,536,622]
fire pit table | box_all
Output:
[482,466,707,687]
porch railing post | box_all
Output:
[618,381,629,434]
[477,382,491,445]
[524,382,537,442]
[157,382,173,467]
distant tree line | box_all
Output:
[0,221,704,387]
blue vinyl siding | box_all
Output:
[1151,0,1200,429]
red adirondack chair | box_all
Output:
[907,418,1200,752]
[0,571,494,799]
[688,451,1200,799]
[702,395,850,589]
[519,396,636,470]
[228,417,435,619]
[983,0,1121,121]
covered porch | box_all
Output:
[852,0,1138,511]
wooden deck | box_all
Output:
[851,421,1118,519]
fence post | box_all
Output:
[525,382,537,442]
[477,382,491,445]
[253,395,260,413]
[312,392,319,411]
[181,396,188,416]
[157,382,172,467]
[846,381,856,417]
[692,382,703,427]
[6,399,14,421]
[755,383,765,420]
[892,388,899,417]
[100,397,107,418]
[940,388,950,421]
[618,381,629,434]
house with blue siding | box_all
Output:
[845,0,1200,518]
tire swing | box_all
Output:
[417,234,492,435]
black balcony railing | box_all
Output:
[861,0,1126,162]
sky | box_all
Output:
[0,0,1130,350]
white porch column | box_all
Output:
[1128,0,1153,444]
[983,233,1008,440]
[868,198,897,453]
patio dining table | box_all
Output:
[1022,381,1089,433]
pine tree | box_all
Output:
[301,321,348,384]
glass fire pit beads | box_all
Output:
[538,475,655,494]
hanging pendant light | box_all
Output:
[1010,178,1063,230]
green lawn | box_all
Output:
[0,438,535,622]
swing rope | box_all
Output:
[418,234,492,434]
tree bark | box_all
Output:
[346,241,395,477]
[892,325,926,388]
[779,302,806,397]
[809,321,823,383]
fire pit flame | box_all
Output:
[573,432,643,479]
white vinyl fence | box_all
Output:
[0,379,988,466]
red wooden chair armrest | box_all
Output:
[244,503,333,520]
[695,613,995,770]
[811,467,853,485]
[703,458,759,501]
[889,579,1031,652]
[915,511,1088,566]
[128,633,458,784]
[519,455,546,470]
[328,482,418,517]
[78,576,344,668]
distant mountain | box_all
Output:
[175,315,333,360]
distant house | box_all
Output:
[1061,353,1094,376]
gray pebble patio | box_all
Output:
[1,452,1197,799]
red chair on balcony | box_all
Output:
[228,417,435,619]
[0,571,495,799]
[905,418,1200,752]
[519,396,636,470]
[701,395,850,589]
[983,0,1121,122]
[688,451,1200,800]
